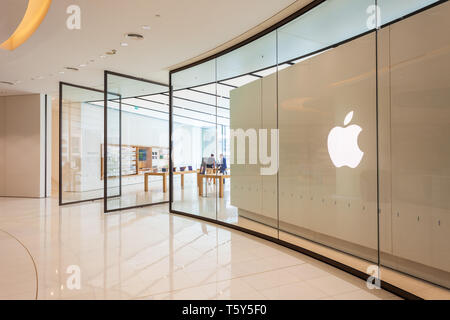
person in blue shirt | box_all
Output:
[219,154,227,175]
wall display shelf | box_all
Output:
[101,144,138,179]
[101,144,169,179]
[149,147,170,172]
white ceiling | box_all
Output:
[0,0,297,97]
[0,0,28,44]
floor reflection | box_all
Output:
[0,197,400,300]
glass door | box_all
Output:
[104,71,169,213]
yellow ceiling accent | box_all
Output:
[0,0,52,51]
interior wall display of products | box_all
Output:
[103,144,139,178]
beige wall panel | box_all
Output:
[388,2,450,273]
[51,98,59,196]
[2,94,44,197]
[278,33,378,253]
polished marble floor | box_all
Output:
[0,196,400,300]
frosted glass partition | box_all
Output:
[278,33,378,262]
[60,83,106,205]
[170,0,450,290]
[104,73,169,212]
[277,0,375,63]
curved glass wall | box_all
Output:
[170,0,449,290]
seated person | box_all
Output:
[218,154,227,174]
[206,154,216,169]
[206,154,216,184]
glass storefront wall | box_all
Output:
[170,0,449,290]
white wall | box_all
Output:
[51,97,59,196]
[0,94,48,198]
[46,97,52,197]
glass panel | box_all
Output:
[171,62,218,220]
[278,32,379,263]
[60,84,105,204]
[105,73,169,212]
[216,33,279,238]
[172,60,216,91]
[277,0,375,63]
[378,0,440,26]
[378,1,450,288]
[217,31,277,81]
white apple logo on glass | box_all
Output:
[327,111,364,169]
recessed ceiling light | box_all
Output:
[141,25,151,30]
[100,55,106,59]
[125,33,144,40]
[120,42,128,47]
[106,49,117,55]
[79,64,87,68]
[14,80,22,84]
[59,71,65,74]
[0,81,14,85]
[36,76,44,80]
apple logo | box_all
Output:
[327,111,364,169]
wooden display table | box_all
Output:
[197,174,230,198]
[144,170,197,193]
